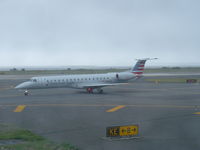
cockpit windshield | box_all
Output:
[30,79,37,82]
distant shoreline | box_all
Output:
[0,67,200,75]
[0,66,200,71]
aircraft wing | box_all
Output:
[77,83,128,89]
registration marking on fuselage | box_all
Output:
[14,105,26,112]
[106,105,126,112]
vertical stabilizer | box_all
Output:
[132,58,157,75]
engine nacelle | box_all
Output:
[115,72,134,80]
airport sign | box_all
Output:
[106,125,139,138]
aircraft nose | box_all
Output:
[15,82,32,89]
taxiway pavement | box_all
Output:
[0,75,200,150]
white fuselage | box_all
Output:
[15,72,137,90]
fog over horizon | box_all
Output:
[0,0,200,67]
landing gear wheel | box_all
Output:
[86,88,93,94]
[99,89,103,94]
[97,88,103,94]
[24,90,29,96]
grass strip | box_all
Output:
[1,67,200,75]
[146,78,200,83]
[0,124,78,150]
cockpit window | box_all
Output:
[31,79,37,82]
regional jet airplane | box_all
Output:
[15,58,157,95]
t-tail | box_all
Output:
[131,58,158,75]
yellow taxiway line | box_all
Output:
[0,103,198,109]
[14,105,26,112]
[106,105,126,112]
[0,103,198,113]
[193,112,200,115]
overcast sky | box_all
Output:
[0,0,200,67]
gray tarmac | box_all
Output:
[0,75,200,150]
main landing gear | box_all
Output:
[24,90,29,96]
[86,88,103,94]
[86,88,93,93]
[97,88,103,94]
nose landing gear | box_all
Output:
[24,90,29,96]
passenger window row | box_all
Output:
[45,77,110,83]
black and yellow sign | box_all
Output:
[106,125,139,138]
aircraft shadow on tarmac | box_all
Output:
[75,89,145,95]
[17,89,142,97]
[13,86,149,97]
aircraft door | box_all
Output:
[116,73,119,80]
[45,79,49,87]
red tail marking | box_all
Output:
[133,72,143,74]
[139,65,144,67]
